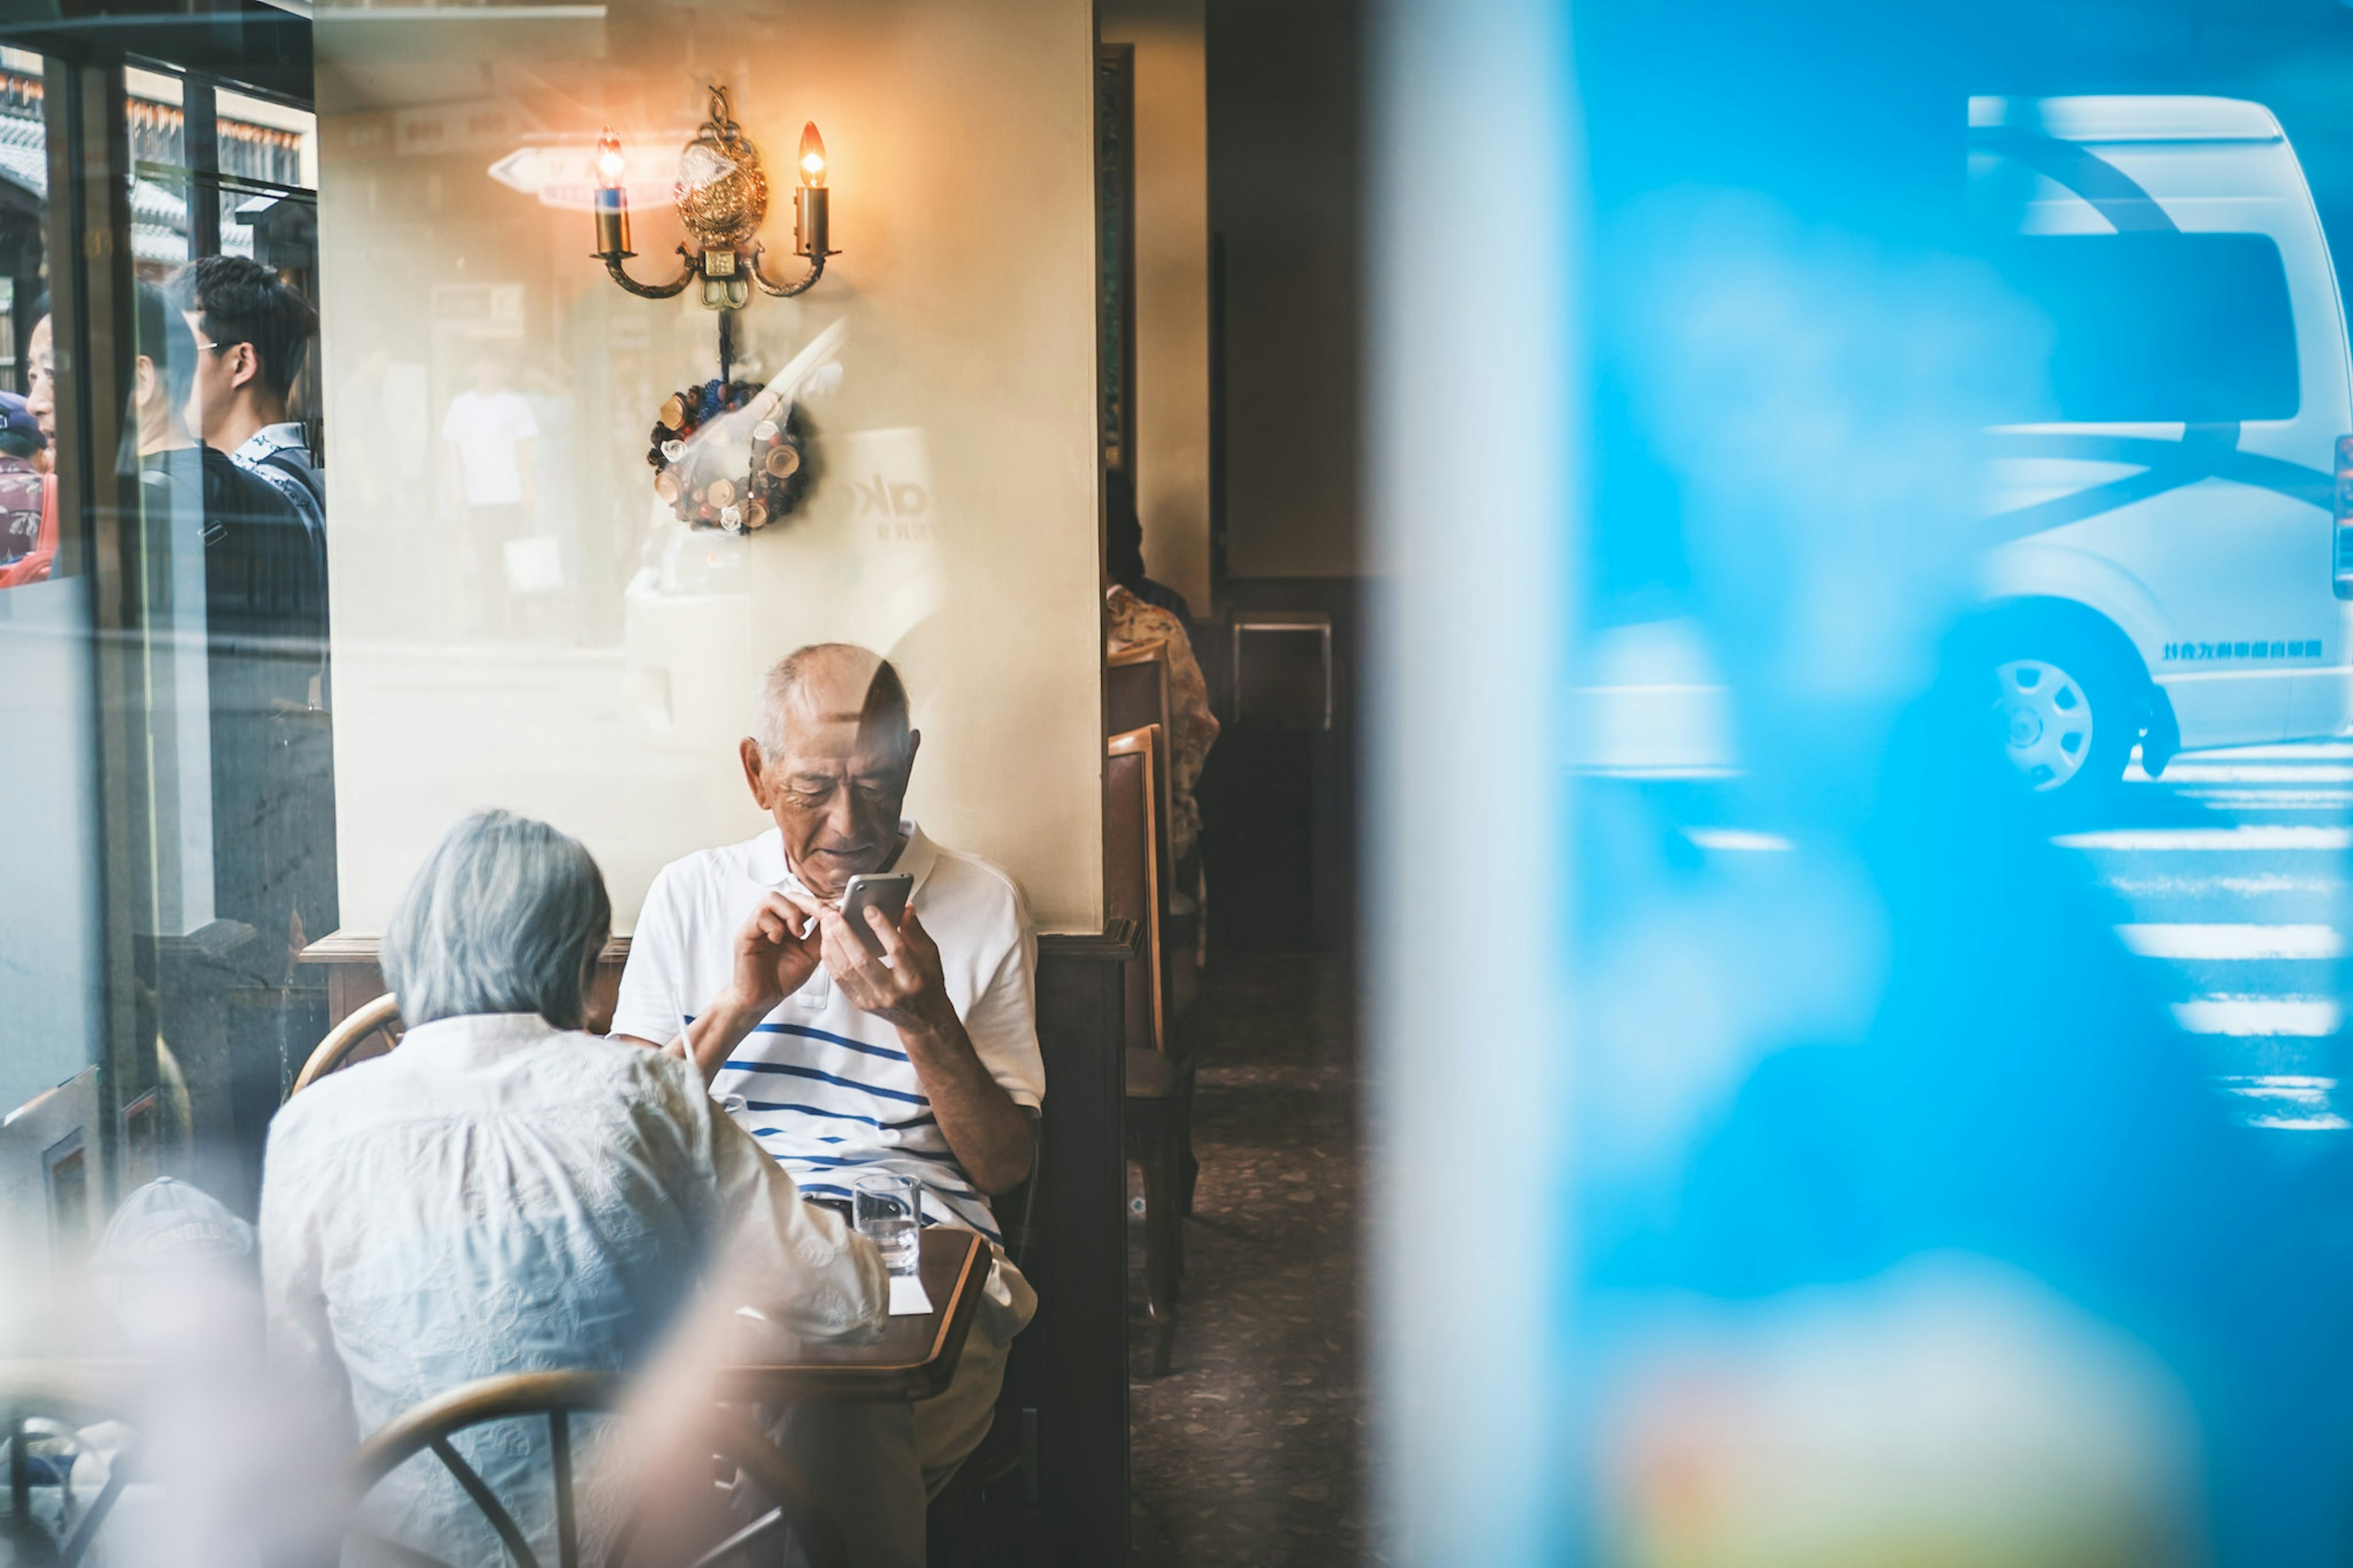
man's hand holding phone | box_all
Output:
[815,896,954,1037]
[723,891,824,1017]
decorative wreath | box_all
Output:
[646,377,816,534]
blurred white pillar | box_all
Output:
[1367,0,1580,1561]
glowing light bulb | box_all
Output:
[593,126,632,257]
[798,122,827,188]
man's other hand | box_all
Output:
[817,901,954,1036]
[723,891,824,1017]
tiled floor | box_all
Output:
[1129,953,1368,1565]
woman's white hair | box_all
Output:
[381,809,611,1029]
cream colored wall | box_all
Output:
[1102,0,1212,613]
[312,0,1104,934]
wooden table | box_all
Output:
[718,1227,991,1404]
[3,1229,988,1429]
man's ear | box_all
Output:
[229,343,261,393]
[738,737,770,808]
[901,729,922,781]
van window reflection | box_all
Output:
[1993,232,2300,424]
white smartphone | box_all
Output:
[838,872,914,956]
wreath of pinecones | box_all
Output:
[646,377,815,534]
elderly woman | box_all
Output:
[260,809,885,1563]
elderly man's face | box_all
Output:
[740,659,920,900]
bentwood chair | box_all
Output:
[290,990,404,1095]
[349,1369,845,1568]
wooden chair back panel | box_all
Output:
[1106,643,1176,894]
[1105,728,1165,1053]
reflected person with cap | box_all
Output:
[0,390,48,580]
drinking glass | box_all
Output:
[853,1172,922,1276]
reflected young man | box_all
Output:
[169,255,324,530]
[611,643,1042,1568]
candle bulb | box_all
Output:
[794,121,830,258]
[594,127,632,257]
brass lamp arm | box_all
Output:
[751,246,828,299]
[600,246,697,300]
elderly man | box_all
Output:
[264,809,885,1566]
[611,642,1041,1567]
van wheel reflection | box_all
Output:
[1993,649,2131,797]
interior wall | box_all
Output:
[1102,0,1212,613]
[1207,0,1361,579]
[312,0,1104,934]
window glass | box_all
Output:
[1993,231,2300,424]
[120,59,335,1208]
[0,47,55,586]
[0,46,102,1328]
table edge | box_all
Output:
[720,1228,991,1404]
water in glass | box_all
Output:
[854,1172,922,1275]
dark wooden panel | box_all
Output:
[1025,924,1137,1568]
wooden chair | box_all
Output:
[350,1369,844,1568]
[1107,642,1176,903]
[290,990,404,1095]
[1108,640,1202,1035]
[1110,727,1183,1376]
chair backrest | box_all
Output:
[1106,727,1165,1053]
[290,991,404,1096]
[1107,641,1176,892]
[351,1369,844,1568]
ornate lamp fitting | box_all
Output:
[675,87,770,252]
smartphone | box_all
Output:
[839,872,914,957]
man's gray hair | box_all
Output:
[754,643,912,760]
[381,809,612,1030]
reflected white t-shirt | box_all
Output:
[441,388,538,507]
[611,821,1044,1243]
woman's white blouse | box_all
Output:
[260,1010,886,1563]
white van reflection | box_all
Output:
[1976,94,2351,798]
[1583,97,2353,801]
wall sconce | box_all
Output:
[593,86,836,313]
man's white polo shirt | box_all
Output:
[612,820,1042,1243]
